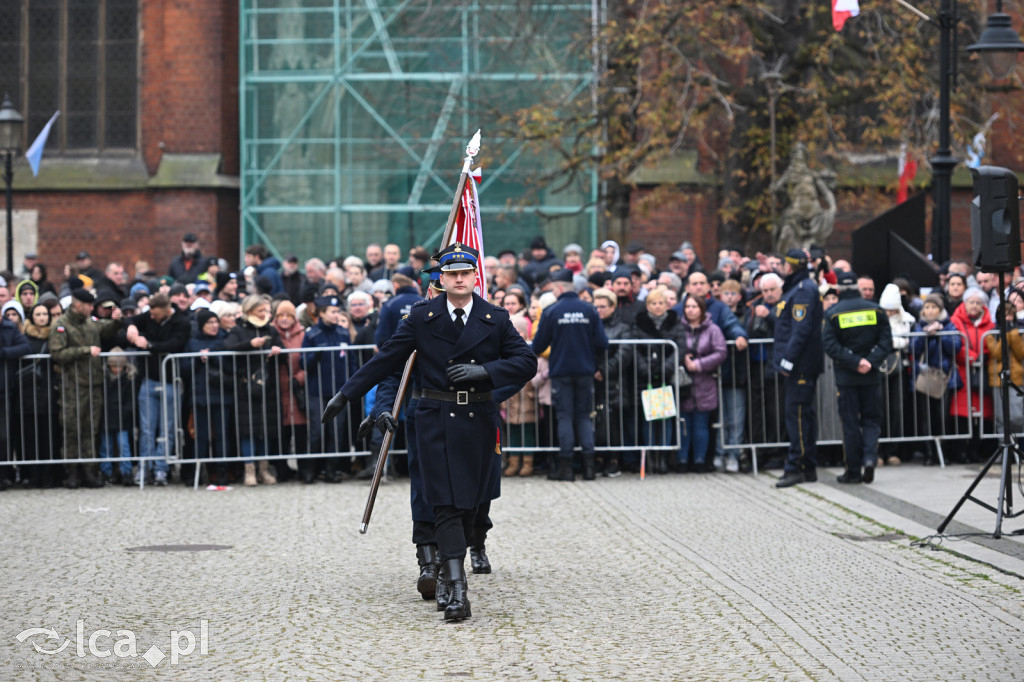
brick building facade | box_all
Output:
[5,0,240,278]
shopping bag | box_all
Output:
[641,384,677,421]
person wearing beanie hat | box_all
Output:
[521,235,562,286]
[910,291,959,464]
[774,243,825,488]
[822,267,894,484]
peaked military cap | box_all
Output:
[436,243,479,272]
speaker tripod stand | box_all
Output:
[938,269,1024,539]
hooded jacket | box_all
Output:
[949,301,995,418]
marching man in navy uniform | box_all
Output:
[322,243,537,622]
[774,249,825,488]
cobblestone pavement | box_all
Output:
[1,471,1023,680]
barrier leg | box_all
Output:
[934,437,945,468]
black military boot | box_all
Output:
[435,561,450,612]
[556,457,575,482]
[469,546,491,574]
[442,559,471,622]
[416,544,439,600]
[582,453,596,481]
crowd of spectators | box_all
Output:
[0,231,1015,489]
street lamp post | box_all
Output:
[0,94,24,274]
[930,1,1024,265]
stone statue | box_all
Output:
[771,142,837,254]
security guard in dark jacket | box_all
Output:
[322,243,536,622]
[531,269,609,481]
[774,249,825,488]
[822,271,893,484]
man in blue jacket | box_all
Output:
[774,249,825,488]
[532,269,609,481]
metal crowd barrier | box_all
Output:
[3,329,996,487]
[715,331,972,473]
[500,338,683,459]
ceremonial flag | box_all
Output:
[445,167,486,294]
[897,144,918,204]
[832,0,860,31]
[24,111,60,177]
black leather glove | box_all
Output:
[321,391,348,424]
[357,415,375,441]
[446,363,490,384]
[375,411,399,435]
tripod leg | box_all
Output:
[937,445,1003,535]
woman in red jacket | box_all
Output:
[949,287,994,462]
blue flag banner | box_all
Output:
[25,111,60,177]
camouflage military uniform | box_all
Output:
[49,309,121,485]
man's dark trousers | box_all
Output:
[552,375,595,461]
[783,373,818,476]
[838,383,882,473]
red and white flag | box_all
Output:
[832,0,860,31]
[897,144,918,204]
[445,168,486,295]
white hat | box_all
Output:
[879,283,902,310]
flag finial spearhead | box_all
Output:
[466,129,481,159]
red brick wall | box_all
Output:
[628,187,719,267]
[10,0,242,284]
[628,184,978,270]
[18,189,239,277]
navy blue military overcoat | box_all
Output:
[340,293,537,509]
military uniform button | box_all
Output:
[469,387,475,392]
[448,359,453,364]
[468,412,474,418]
[449,385,455,390]
[449,412,455,418]
[470,359,476,363]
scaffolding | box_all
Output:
[240,0,600,263]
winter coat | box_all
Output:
[531,291,609,377]
[886,307,916,351]
[949,302,995,419]
[503,377,538,425]
[909,315,961,392]
[986,327,1024,389]
[678,315,727,413]
[275,321,307,427]
[225,319,283,439]
[184,330,231,407]
[16,323,56,416]
[631,309,688,389]
[597,310,635,409]
[302,320,358,403]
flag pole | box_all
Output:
[359,130,482,534]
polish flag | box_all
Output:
[832,0,860,31]
[897,145,918,204]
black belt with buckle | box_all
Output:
[415,389,493,405]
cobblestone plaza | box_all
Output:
[1,468,1023,679]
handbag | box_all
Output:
[641,384,677,421]
[914,365,949,399]
[878,351,901,376]
[247,363,269,399]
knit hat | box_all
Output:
[196,308,218,330]
[922,292,945,311]
[274,300,297,319]
[879,283,902,311]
